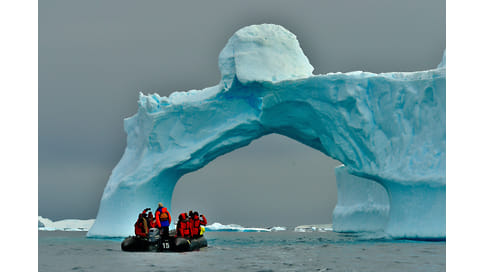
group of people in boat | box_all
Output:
[134,202,208,239]
[175,210,207,239]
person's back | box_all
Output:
[176,213,191,238]
[190,211,207,238]
[155,203,171,238]
[147,211,155,228]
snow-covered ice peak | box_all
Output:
[219,24,314,89]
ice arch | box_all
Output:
[172,134,341,226]
[88,24,445,239]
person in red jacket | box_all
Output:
[134,213,148,238]
[176,213,191,238]
[190,211,207,238]
[147,211,156,228]
[155,202,171,238]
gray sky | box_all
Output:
[39,0,445,226]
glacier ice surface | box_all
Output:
[87,24,445,239]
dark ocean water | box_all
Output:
[38,230,445,272]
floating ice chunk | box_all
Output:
[294,224,333,232]
[270,226,287,232]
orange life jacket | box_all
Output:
[149,218,156,228]
[159,210,168,221]
[177,213,191,238]
[155,207,171,228]
[191,214,206,236]
[134,218,147,237]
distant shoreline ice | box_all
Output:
[38,217,331,233]
[294,224,333,232]
[38,216,95,232]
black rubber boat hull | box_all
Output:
[172,236,208,252]
[121,236,150,252]
[121,236,207,252]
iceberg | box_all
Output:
[87,24,445,239]
[38,216,95,231]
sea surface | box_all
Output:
[38,230,445,272]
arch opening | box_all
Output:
[172,134,341,227]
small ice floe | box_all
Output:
[269,226,287,232]
[294,224,333,232]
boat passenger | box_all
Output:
[155,202,171,238]
[147,211,155,228]
[176,213,191,238]
[134,213,148,238]
[190,211,207,238]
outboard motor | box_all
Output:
[148,228,160,251]
[148,228,160,243]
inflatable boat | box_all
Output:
[121,228,208,252]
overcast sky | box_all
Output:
[39,0,445,226]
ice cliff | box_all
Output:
[87,24,445,239]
